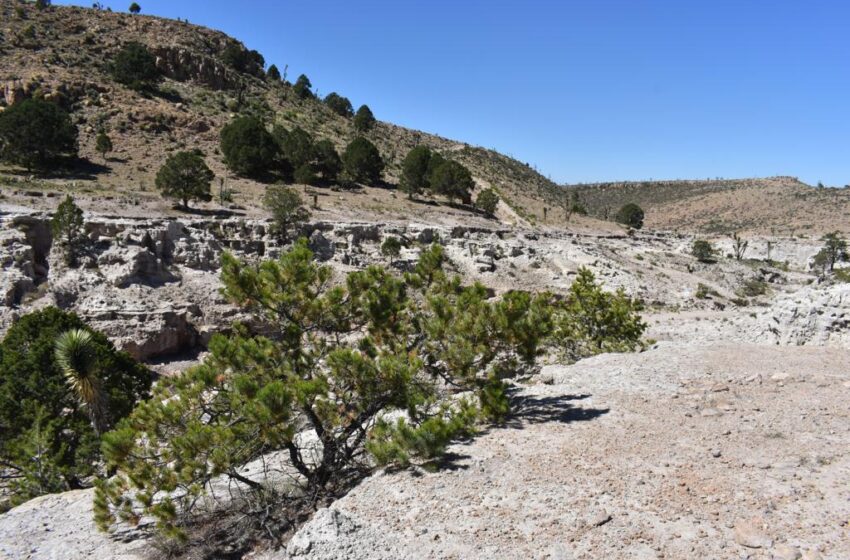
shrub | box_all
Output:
[399,145,432,199]
[429,160,474,204]
[615,203,644,229]
[95,131,113,161]
[475,188,500,216]
[155,150,214,209]
[313,140,342,183]
[220,43,265,77]
[110,42,161,92]
[293,74,313,99]
[731,232,748,261]
[737,278,768,298]
[220,116,278,178]
[128,2,140,13]
[324,92,354,118]
[691,239,717,263]
[263,185,310,241]
[51,195,86,266]
[353,104,376,133]
[555,267,646,362]
[0,308,151,508]
[94,243,554,541]
[0,98,78,171]
[342,137,384,184]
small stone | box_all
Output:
[772,544,802,560]
[588,511,612,527]
[711,449,722,458]
[734,519,773,549]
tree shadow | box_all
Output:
[501,391,609,429]
[172,205,246,217]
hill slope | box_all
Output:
[0,1,590,229]
[567,176,850,235]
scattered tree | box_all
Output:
[324,92,354,118]
[293,74,313,99]
[815,231,847,272]
[691,239,717,263]
[266,64,281,81]
[399,145,432,199]
[731,232,748,261]
[263,185,310,241]
[353,104,376,133]
[342,137,384,184]
[110,42,161,92]
[128,2,140,13]
[95,131,113,162]
[615,203,644,230]
[429,160,474,204]
[293,163,318,186]
[279,126,314,170]
[220,44,265,77]
[0,98,78,171]
[0,308,151,507]
[155,150,215,209]
[380,236,403,265]
[220,116,278,178]
[51,195,86,266]
[475,188,500,216]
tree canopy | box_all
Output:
[110,42,161,92]
[475,188,500,216]
[155,150,215,209]
[0,98,78,171]
[220,116,278,179]
[293,74,313,99]
[353,104,376,132]
[615,203,644,230]
[324,92,354,118]
[429,160,474,204]
[0,308,151,508]
[399,145,432,199]
[342,137,384,185]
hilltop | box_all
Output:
[567,176,850,236]
[0,0,598,229]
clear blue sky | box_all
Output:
[58,0,850,186]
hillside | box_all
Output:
[567,176,850,236]
[0,1,594,229]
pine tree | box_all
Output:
[128,2,141,14]
[263,185,310,241]
[353,104,376,132]
[110,42,161,92]
[475,188,500,216]
[429,160,474,204]
[220,116,278,178]
[267,64,281,81]
[293,74,313,99]
[0,98,78,171]
[155,150,214,209]
[51,195,85,266]
[342,137,384,184]
[399,146,432,199]
[313,140,342,183]
[95,131,113,162]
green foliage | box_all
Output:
[0,308,151,508]
[737,278,768,298]
[554,268,646,362]
[695,283,719,300]
[691,239,717,263]
[817,231,847,272]
[0,98,78,171]
[293,163,318,186]
[263,185,310,241]
[155,150,214,209]
[95,131,113,161]
[399,145,432,199]
[475,188,500,216]
[324,92,354,118]
[266,64,281,81]
[51,195,85,266]
[110,42,161,92]
[615,203,644,229]
[95,243,556,540]
[220,43,264,76]
[220,116,278,178]
[353,104,376,133]
[342,137,384,184]
[128,2,140,13]
[293,74,313,99]
[278,126,314,169]
[429,160,474,204]
[313,139,342,183]
[380,236,403,264]
[731,232,748,261]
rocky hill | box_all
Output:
[567,176,850,235]
[0,0,582,227]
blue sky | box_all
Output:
[57,1,849,186]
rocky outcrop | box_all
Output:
[152,46,239,90]
[756,282,850,345]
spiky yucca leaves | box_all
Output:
[95,241,557,540]
[55,329,109,435]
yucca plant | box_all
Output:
[55,329,109,435]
